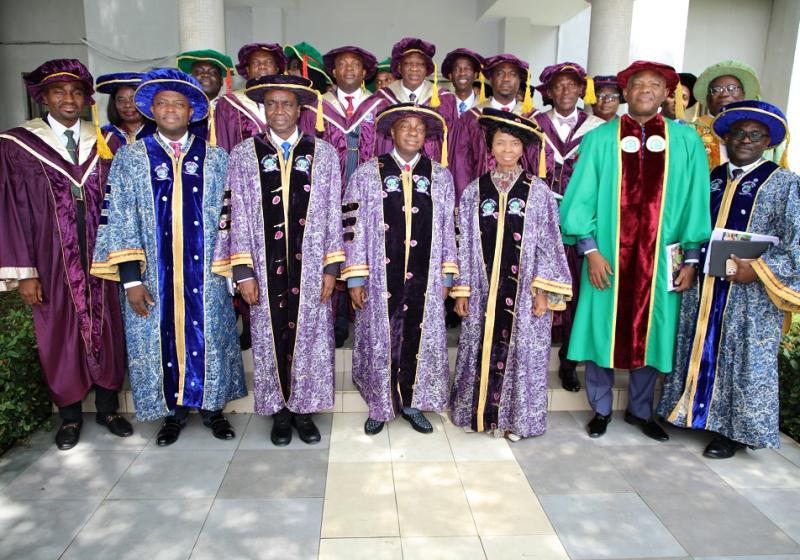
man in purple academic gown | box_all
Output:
[533,62,605,392]
[449,54,544,201]
[214,43,286,153]
[342,104,458,435]
[298,45,383,347]
[373,37,458,163]
[213,75,343,446]
[0,59,130,450]
[214,43,287,352]
[441,48,485,118]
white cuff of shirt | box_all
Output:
[123,281,143,290]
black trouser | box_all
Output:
[173,406,222,426]
[58,385,119,422]
[334,289,349,338]
[558,342,577,373]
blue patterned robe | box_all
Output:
[91,133,246,422]
[657,162,800,448]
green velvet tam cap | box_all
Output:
[176,49,234,75]
[694,60,760,102]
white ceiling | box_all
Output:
[478,0,590,27]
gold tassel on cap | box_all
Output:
[440,122,448,168]
[522,69,533,114]
[779,128,791,169]
[583,76,596,105]
[675,81,686,121]
[478,71,487,104]
[92,104,113,160]
[208,105,217,146]
[538,139,546,178]
[430,62,441,108]
[315,92,325,132]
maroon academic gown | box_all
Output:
[298,89,383,192]
[0,119,125,407]
[373,80,459,164]
[533,108,604,346]
[449,100,548,202]
[214,91,268,153]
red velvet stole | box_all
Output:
[255,133,315,400]
[379,154,434,410]
[613,114,667,369]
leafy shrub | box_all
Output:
[0,292,51,452]
[779,317,800,442]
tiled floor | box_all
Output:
[2,411,800,560]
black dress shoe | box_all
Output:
[156,417,183,446]
[559,365,581,392]
[271,411,293,446]
[704,435,743,459]
[335,329,348,348]
[624,411,670,442]
[96,413,133,437]
[364,417,385,435]
[205,414,235,440]
[401,410,433,434]
[292,413,321,444]
[587,413,611,438]
[55,421,83,450]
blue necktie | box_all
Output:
[459,101,467,115]
[281,141,292,161]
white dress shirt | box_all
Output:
[489,97,515,112]
[158,131,189,152]
[270,127,299,148]
[456,91,476,115]
[391,148,421,170]
[550,108,579,142]
[47,113,81,150]
[336,87,365,112]
[401,83,425,102]
[729,158,763,179]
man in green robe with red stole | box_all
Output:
[560,61,711,441]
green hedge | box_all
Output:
[0,291,52,452]
[780,316,800,442]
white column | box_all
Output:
[586,0,634,75]
[178,0,225,53]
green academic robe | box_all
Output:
[560,114,711,373]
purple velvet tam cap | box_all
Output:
[323,46,379,81]
[245,74,319,106]
[481,54,529,80]
[390,37,436,78]
[25,59,95,105]
[441,48,484,77]
[235,43,287,79]
[375,102,445,139]
[535,62,587,95]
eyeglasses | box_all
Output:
[709,84,743,96]
[596,93,620,101]
[730,129,768,142]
